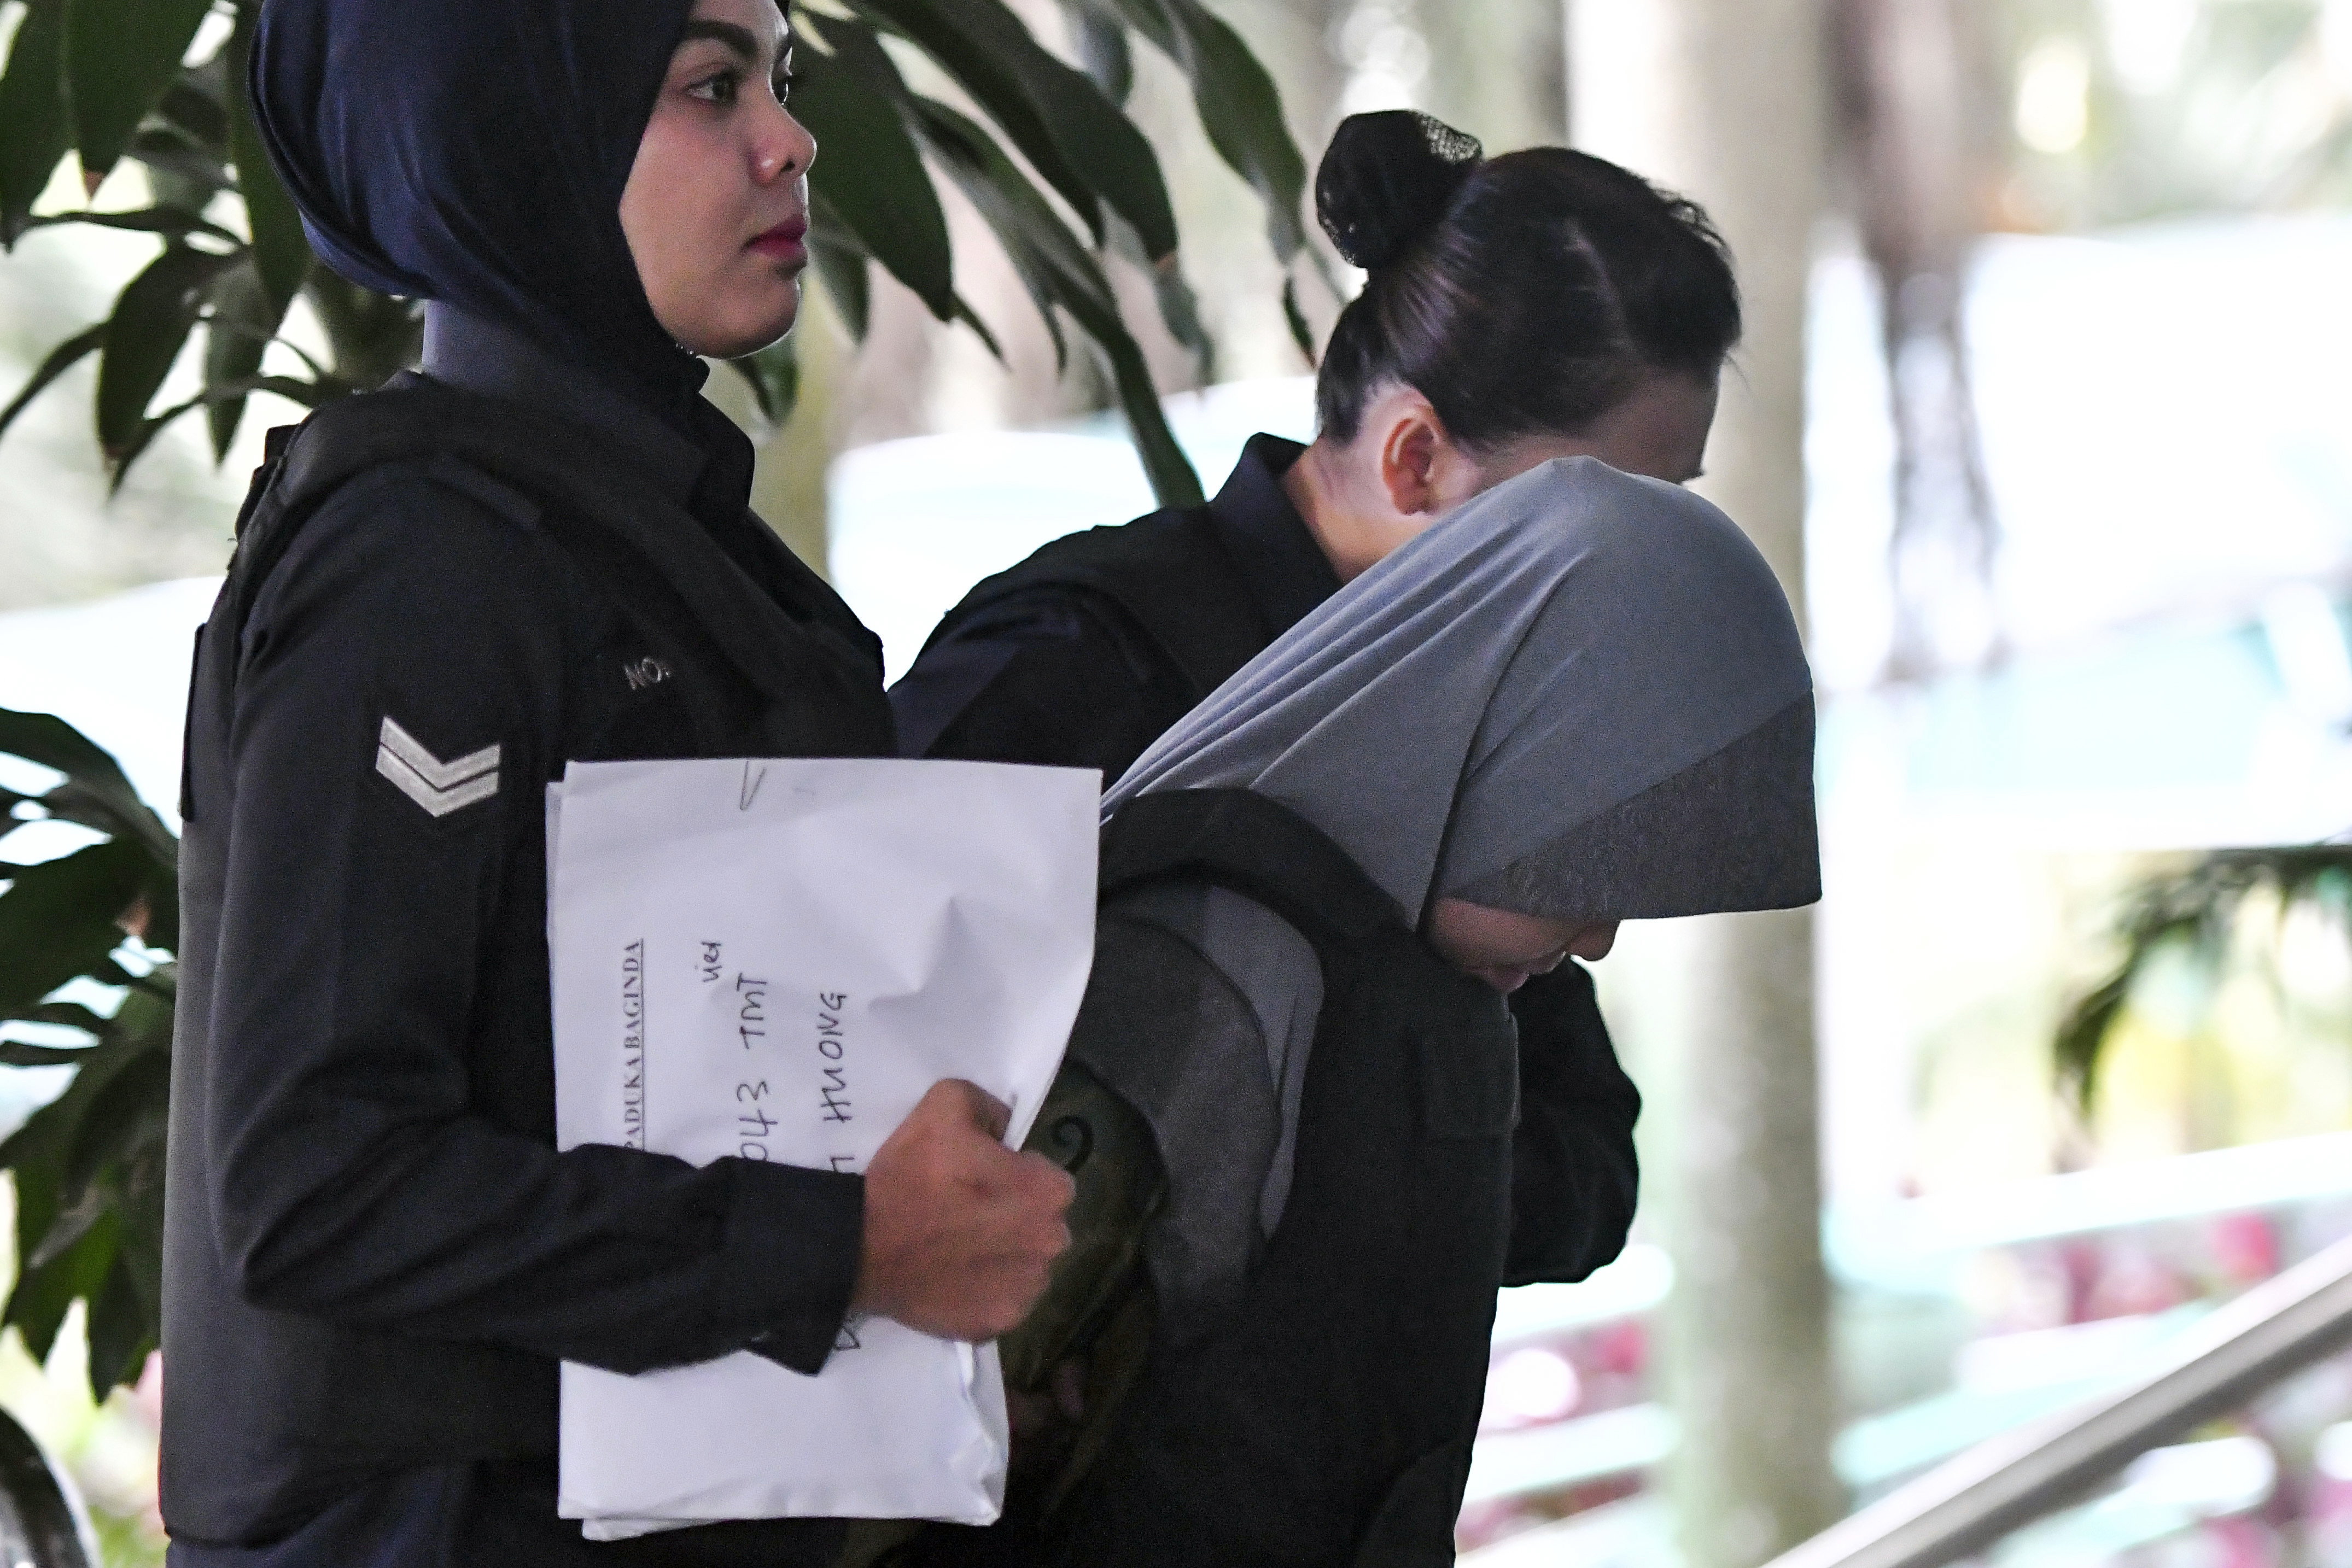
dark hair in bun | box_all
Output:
[1316,110,1485,272]
[1313,112,1742,450]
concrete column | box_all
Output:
[1570,4,1842,1565]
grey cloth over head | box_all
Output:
[1078,457,1819,1341]
[1106,455,1820,920]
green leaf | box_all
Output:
[1059,1,1134,103]
[0,1041,100,1068]
[133,961,173,996]
[110,1136,166,1345]
[14,1000,109,1037]
[114,1127,164,1301]
[0,1028,142,1367]
[1108,212,1211,380]
[0,841,149,1018]
[1089,0,1311,263]
[62,0,214,183]
[154,73,225,150]
[2053,969,2132,1111]
[1096,326,1201,508]
[726,336,798,426]
[5,1204,115,1365]
[0,706,176,865]
[793,24,952,320]
[4,1025,162,1245]
[95,242,238,461]
[85,1249,152,1399]
[2048,844,2352,1112]
[304,270,423,390]
[1282,276,1314,365]
[126,121,231,197]
[0,319,103,450]
[952,294,1004,361]
[225,0,308,317]
[21,202,240,243]
[2,1098,67,1261]
[103,978,171,1043]
[63,1047,167,1200]
[908,97,1200,507]
[104,369,340,479]
[851,0,1177,260]
[204,260,270,459]
[3,1028,165,1397]
[808,223,872,342]
[26,1173,108,1272]
[191,372,334,408]
[0,0,70,244]
[0,927,168,1384]
[101,388,200,492]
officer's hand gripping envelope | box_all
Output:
[545,757,1099,1539]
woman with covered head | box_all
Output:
[892,106,1748,1331]
[166,1,1072,1563]
[917,457,1819,1567]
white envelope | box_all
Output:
[545,756,1100,1537]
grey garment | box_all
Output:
[1066,888,1322,1344]
[1451,695,1817,920]
[1104,456,1820,925]
[1115,882,1322,1233]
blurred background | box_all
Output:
[10,0,2352,1565]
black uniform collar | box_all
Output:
[1204,434,1341,641]
[419,302,754,526]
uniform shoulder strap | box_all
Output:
[937,508,1271,703]
[1100,788,1404,952]
[227,393,538,641]
[222,382,874,721]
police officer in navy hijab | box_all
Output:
[162,2,1072,1563]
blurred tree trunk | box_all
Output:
[1830,0,2002,678]
[1569,5,1842,1568]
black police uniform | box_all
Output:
[1045,789,1525,1567]
[889,436,1641,1288]
[164,306,885,1567]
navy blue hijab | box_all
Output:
[250,0,712,423]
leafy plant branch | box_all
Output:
[0,0,1322,507]
[2053,846,2352,1110]
[0,711,179,1399]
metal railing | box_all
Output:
[1761,1230,2352,1568]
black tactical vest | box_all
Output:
[214,380,891,759]
[928,507,1273,706]
[1048,789,1520,1568]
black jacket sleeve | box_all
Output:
[1503,962,1641,1286]
[199,466,860,1375]
[890,589,1194,780]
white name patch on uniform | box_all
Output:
[376,717,501,818]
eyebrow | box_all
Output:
[678,19,763,64]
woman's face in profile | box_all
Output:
[1425,898,1619,995]
[620,0,813,360]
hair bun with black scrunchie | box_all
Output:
[1315,110,1485,272]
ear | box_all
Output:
[1375,394,1453,518]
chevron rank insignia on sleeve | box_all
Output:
[375,717,501,819]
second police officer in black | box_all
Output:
[892,109,1748,1292]
[163,1,1073,1564]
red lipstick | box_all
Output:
[748,216,808,261]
